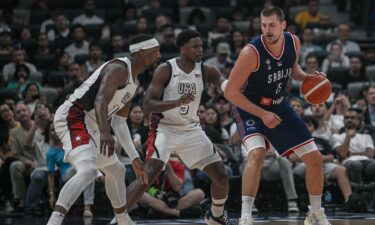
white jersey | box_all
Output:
[66,57,138,130]
[157,58,204,128]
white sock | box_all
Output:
[241,196,255,219]
[47,211,65,225]
[211,197,227,217]
[309,194,322,213]
[115,211,131,225]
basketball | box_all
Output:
[301,74,332,104]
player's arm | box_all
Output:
[224,45,281,128]
[143,63,194,114]
[95,61,128,157]
[111,102,147,184]
[203,63,227,92]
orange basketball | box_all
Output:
[301,74,331,105]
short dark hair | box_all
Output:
[261,6,285,22]
[71,24,85,33]
[302,115,319,129]
[129,34,154,46]
[89,40,101,50]
[176,29,201,49]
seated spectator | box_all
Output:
[32,33,51,61]
[289,97,305,118]
[84,41,104,75]
[230,30,246,58]
[129,16,150,39]
[300,28,322,68]
[187,8,207,30]
[6,64,35,98]
[46,121,95,217]
[203,105,229,144]
[141,157,205,218]
[333,109,375,184]
[47,12,71,51]
[19,82,42,114]
[294,0,320,30]
[322,42,350,74]
[54,52,70,72]
[2,48,37,85]
[205,42,233,72]
[23,103,52,215]
[326,24,361,55]
[18,26,33,50]
[72,0,104,26]
[341,56,368,88]
[247,16,261,41]
[365,48,375,65]
[0,26,13,59]
[325,93,351,133]
[9,103,36,212]
[214,96,233,134]
[64,25,89,61]
[307,13,336,46]
[108,33,128,58]
[154,14,171,41]
[160,24,178,54]
[126,104,145,149]
[365,86,375,125]
[291,116,352,203]
[208,16,232,45]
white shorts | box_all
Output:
[54,101,119,169]
[146,124,221,170]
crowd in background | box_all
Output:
[0,0,375,219]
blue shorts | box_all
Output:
[232,101,314,156]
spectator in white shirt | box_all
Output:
[72,0,104,26]
[64,24,89,61]
[333,109,375,184]
[326,24,361,55]
[2,48,37,85]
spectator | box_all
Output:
[321,42,350,74]
[19,26,33,49]
[46,12,71,51]
[30,33,51,63]
[289,97,305,117]
[0,26,13,58]
[112,3,138,35]
[291,116,353,203]
[6,64,36,99]
[305,53,321,72]
[197,104,206,124]
[108,33,127,58]
[84,41,104,75]
[214,96,233,134]
[205,42,233,72]
[300,28,322,68]
[2,48,37,85]
[333,109,375,184]
[187,8,207,30]
[0,103,20,143]
[154,14,171,41]
[230,29,246,58]
[325,93,351,133]
[326,24,361,55]
[23,103,52,215]
[141,158,204,218]
[247,16,261,41]
[160,24,178,54]
[365,86,375,125]
[72,0,104,26]
[365,48,375,65]
[308,13,336,46]
[310,103,334,140]
[19,82,42,114]
[203,105,229,144]
[208,16,231,45]
[9,103,35,212]
[341,56,368,88]
[64,24,90,60]
[46,121,95,217]
[294,0,320,30]
[232,7,246,22]
[55,52,70,72]
[126,104,145,150]
[130,16,150,38]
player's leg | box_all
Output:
[47,146,97,225]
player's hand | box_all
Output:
[260,111,282,129]
[177,93,195,106]
[100,132,115,157]
[132,157,148,185]
[312,71,326,77]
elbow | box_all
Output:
[224,89,234,101]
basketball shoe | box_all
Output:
[304,206,331,225]
[205,208,234,225]
[107,213,136,225]
[238,217,254,225]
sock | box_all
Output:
[47,211,65,225]
[309,194,322,213]
[211,197,227,217]
[115,211,131,225]
[241,196,255,219]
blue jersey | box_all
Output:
[244,32,297,108]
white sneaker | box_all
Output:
[108,214,136,225]
[304,207,331,225]
[251,205,258,214]
[287,201,299,213]
[238,217,254,225]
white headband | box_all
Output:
[129,38,159,53]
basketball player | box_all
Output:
[47,34,160,225]
[224,7,330,225]
[121,29,233,225]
